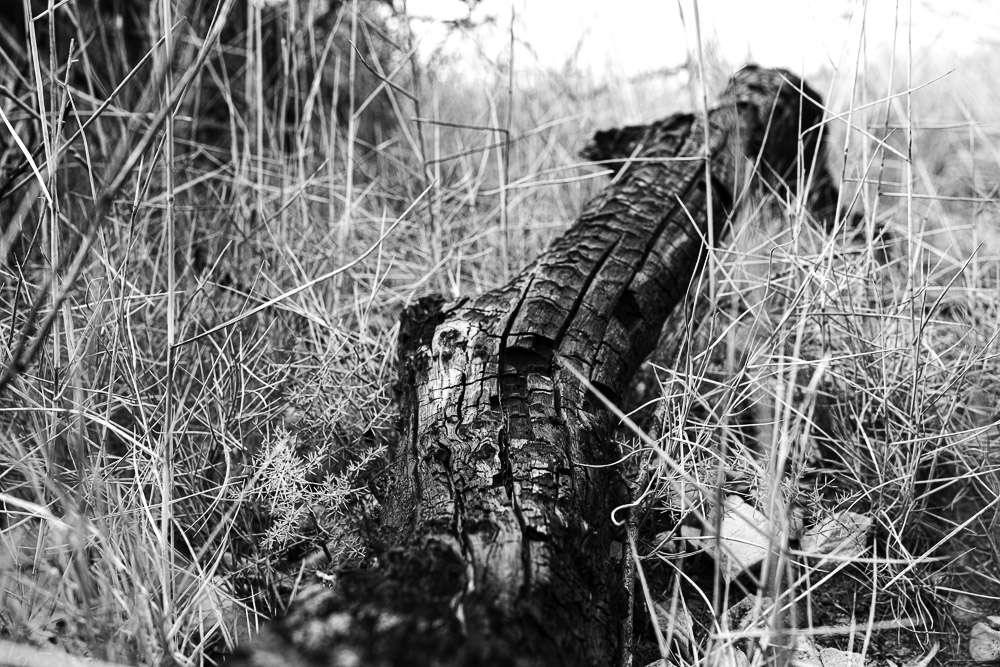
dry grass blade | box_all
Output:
[175,185,425,347]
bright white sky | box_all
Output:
[406,0,998,79]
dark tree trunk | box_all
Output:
[228,66,845,667]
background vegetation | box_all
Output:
[0,1,997,665]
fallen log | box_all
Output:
[227,65,843,667]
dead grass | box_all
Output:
[0,2,997,666]
[631,36,1000,667]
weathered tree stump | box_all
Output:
[227,65,844,667]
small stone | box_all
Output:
[792,636,822,666]
[680,524,702,542]
[705,644,750,667]
[723,596,818,666]
[724,595,777,631]
[819,647,866,667]
[970,617,1000,662]
[702,496,784,581]
[952,593,985,623]
[653,600,693,652]
[800,510,871,558]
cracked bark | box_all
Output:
[226,65,844,667]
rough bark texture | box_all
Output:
[226,65,843,667]
[582,70,849,231]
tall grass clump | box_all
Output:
[0,1,424,663]
[627,31,1000,667]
